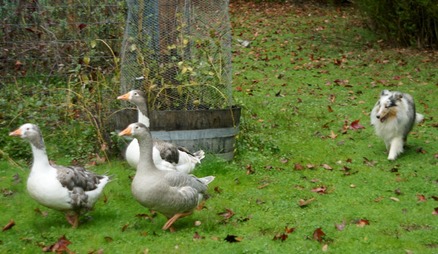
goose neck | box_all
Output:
[30,143,51,169]
[136,135,157,173]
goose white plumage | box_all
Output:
[9,123,110,228]
[117,90,205,173]
[118,122,214,232]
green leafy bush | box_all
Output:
[0,40,121,164]
[356,0,438,48]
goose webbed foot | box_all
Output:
[65,212,79,228]
[162,212,193,232]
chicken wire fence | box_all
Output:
[1,0,232,110]
[120,0,233,110]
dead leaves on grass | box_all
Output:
[273,226,295,241]
[313,227,326,242]
[2,219,15,232]
[311,186,328,194]
[298,198,316,207]
[217,208,235,222]
[42,235,72,253]
[355,219,370,227]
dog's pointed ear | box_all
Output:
[381,90,389,96]
[393,92,403,100]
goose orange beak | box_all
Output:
[118,126,132,136]
[117,92,130,101]
[9,128,22,137]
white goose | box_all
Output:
[118,122,214,232]
[117,90,205,173]
[9,123,110,228]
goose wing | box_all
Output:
[53,164,105,191]
[153,139,180,164]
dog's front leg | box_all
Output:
[388,137,404,160]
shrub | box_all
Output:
[356,0,438,48]
[0,40,121,164]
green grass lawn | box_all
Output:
[1,1,437,253]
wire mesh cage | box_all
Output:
[120,0,232,111]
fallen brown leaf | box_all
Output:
[1,188,14,197]
[335,220,346,231]
[313,227,326,242]
[356,219,370,227]
[416,147,427,154]
[311,186,327,194]
[390,197,400,202]
[327,105,334,112]
[307,164,316,169]
[214,186,223,194]
[294,163,304,170]
[299,198,315,207]
[104,236,114,243]
[88,249,104,254]
[322,164,333,170]
[341,166,351,172]
[193,231,205,240]
[42,235,72,253]
[121,223,129,232]
[417,194,427,202]
[285,226,295,234]
[257,183,270,189]
[34,208,49,217]
[218,208,235,221]
[349,119,365,130]
[329,130,337,139]
[246,164,255,175]
[280,158,289,164]
[273,233,288,241]
[328,94,336,103]
[2,219,15,232]
[363,157,377,167]
[374,196,384,202]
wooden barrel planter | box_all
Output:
[115,106,241,161]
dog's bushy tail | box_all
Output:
[415,113,424,123]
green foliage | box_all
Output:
[1,1,437,253]
[356,0,438,48]
[121,4,232,110]
[0,0,125,80]
[0,40,121,164]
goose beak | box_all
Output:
[117,92,130,101]
[118,126,132,136]
[9,128,22,137]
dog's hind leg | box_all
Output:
[384,140,391,152]
[388,137,404,160]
